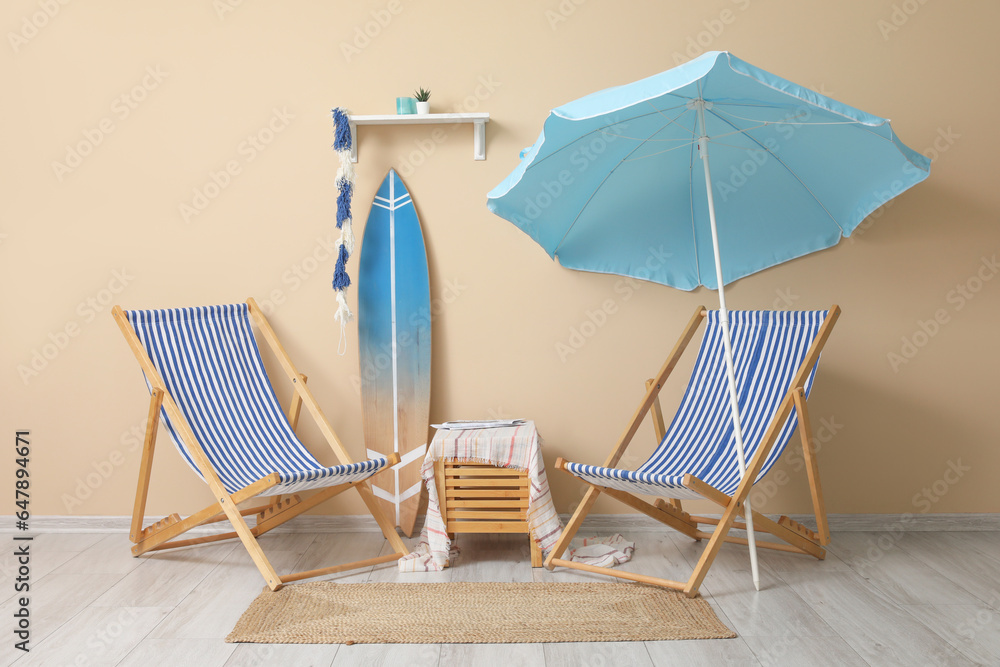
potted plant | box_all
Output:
[413,87,431,114]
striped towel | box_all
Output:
[569,534,635,568]
[399,421,562,572]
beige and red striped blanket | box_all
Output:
[398,421,562,572]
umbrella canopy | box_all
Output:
[487,51,930,591]
[487,51,930,290]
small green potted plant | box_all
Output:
[413,87,431,114]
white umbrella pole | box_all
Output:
[695,100,761,591]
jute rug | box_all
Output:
[226,582,735,644]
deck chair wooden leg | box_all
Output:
[214,487,283,590]
[545,485,601,569]
[684,391,798,597]
[547,307,705,572]
[794,388,830,545]
[151,387,283,589]
[247,298,408,560]
[130,389,163,543]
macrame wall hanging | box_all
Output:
[331,107,355,355]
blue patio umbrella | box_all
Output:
[487,51,930,589]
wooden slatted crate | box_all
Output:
[433,459,542,567]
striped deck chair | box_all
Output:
[546,305,840,597]
[113,298,408,591]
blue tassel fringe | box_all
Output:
[332,245,351,290]
[332,108,352,151]
[336,177,353,228]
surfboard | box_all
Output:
[358,169,431,538]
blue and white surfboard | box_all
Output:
[358,169,431,537]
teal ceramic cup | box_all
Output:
[396,97,416,114]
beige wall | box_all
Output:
[2,0,997,520]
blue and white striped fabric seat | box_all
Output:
[126,304,389,496]
[565,310,827,500]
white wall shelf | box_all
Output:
[348,113,490,162]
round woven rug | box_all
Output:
[226,581,735,644]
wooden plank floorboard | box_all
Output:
[90,542,238,608]
[49,533,145,576]
[543,641,654,667]
[148,548,304,640]
[440,643,545,666]
[0,572,123,660]
[901,603,1000,664]
[740,635,868,666]
[0,532,106,606]
[117,638,237,667]
[225,643,338,666]
[13,606,170,667]
[1,527,995,666]
[644,638,761,666]
[291,532,387,584]
[829,532,983,606]
[447,532,534,583]
[894,531,1000,608]
[331,643,441,666]
[774,569,968,664]
[677,547,838,639]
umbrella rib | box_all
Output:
[712,106,877,127]
[619,140,699,162]
[551,117,684,258]
[705,107,846,235]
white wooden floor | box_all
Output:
[2,528,999,666]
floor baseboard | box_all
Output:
[2,512,998,534]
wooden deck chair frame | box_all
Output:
[112,297,408,591]
[545,304,840,598]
